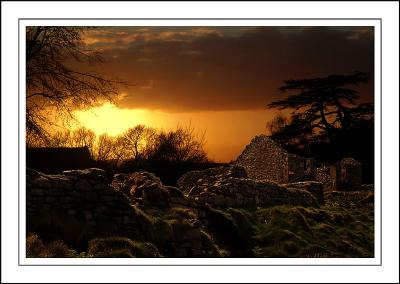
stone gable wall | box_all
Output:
[234,135,289,183]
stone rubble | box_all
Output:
[27,168,219,257]
[178,165,320,208]
[26,161,364,257]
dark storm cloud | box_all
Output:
[85,26,374,112]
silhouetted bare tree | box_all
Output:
[119,125,157,160]
[47,130,72,147]
[148,125,208,163]
[26,27,125,143]
[70,127,96,152]
[94,133,116,162]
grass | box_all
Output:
[27,190,374,258]
[250,193,374,258]
[87,237,160,257]
[26,234,82,258]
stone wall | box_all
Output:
[179,165,321,208]
[330,158,363,191]
[26,168,138,247]
[235,135,289,183]
[287,154,306,182]
[26,168,221,257]
[305,158,317,177]
[316,166,335,191]
[27,165,323,256]
[234,135,317,183]
[288,156,317,182]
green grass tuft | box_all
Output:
[87,237,160,258]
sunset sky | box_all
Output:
[70,26,374,162]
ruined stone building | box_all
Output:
[234,135,316,184]
[329,158,363,191]
[314,158,363,191]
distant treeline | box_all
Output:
[27,124,220,185]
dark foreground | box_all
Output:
[26,167,374,258]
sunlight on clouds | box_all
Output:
[74,102,151,136]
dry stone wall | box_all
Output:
[26,168,220,257]
[26,168,139,246]
[27,164,324,255]
[179,165,321,208]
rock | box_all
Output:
[229,165,248,178]
[30,188,45,196]
[284,181,324,205]
[164,186,184,198]
[113,173,127,181]
[129,185,140,197]
[178,166,319,208]
[62,168,106,177]
[31,176,51,189]
[110,171,172,209]
[177,166,228,192]
[48,175,74,190]
[26,168,41,177]
[360,184,374,191]
[358,191,374,204]
[75,179,92,191]
[144,188,170,208]
[140,182,159,191]
[188,186,203,197]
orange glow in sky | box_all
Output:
[74,102,274,162]
[74,102,152,136]
[68,26,373,162]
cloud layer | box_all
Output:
[81,26,374,112]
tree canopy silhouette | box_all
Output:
[267,72,374,183]
[26,27,125,143]
[267,71,373,143]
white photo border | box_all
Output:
[2,2,398,283]
[18,18,382,267]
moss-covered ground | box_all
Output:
[27,190,374,258]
